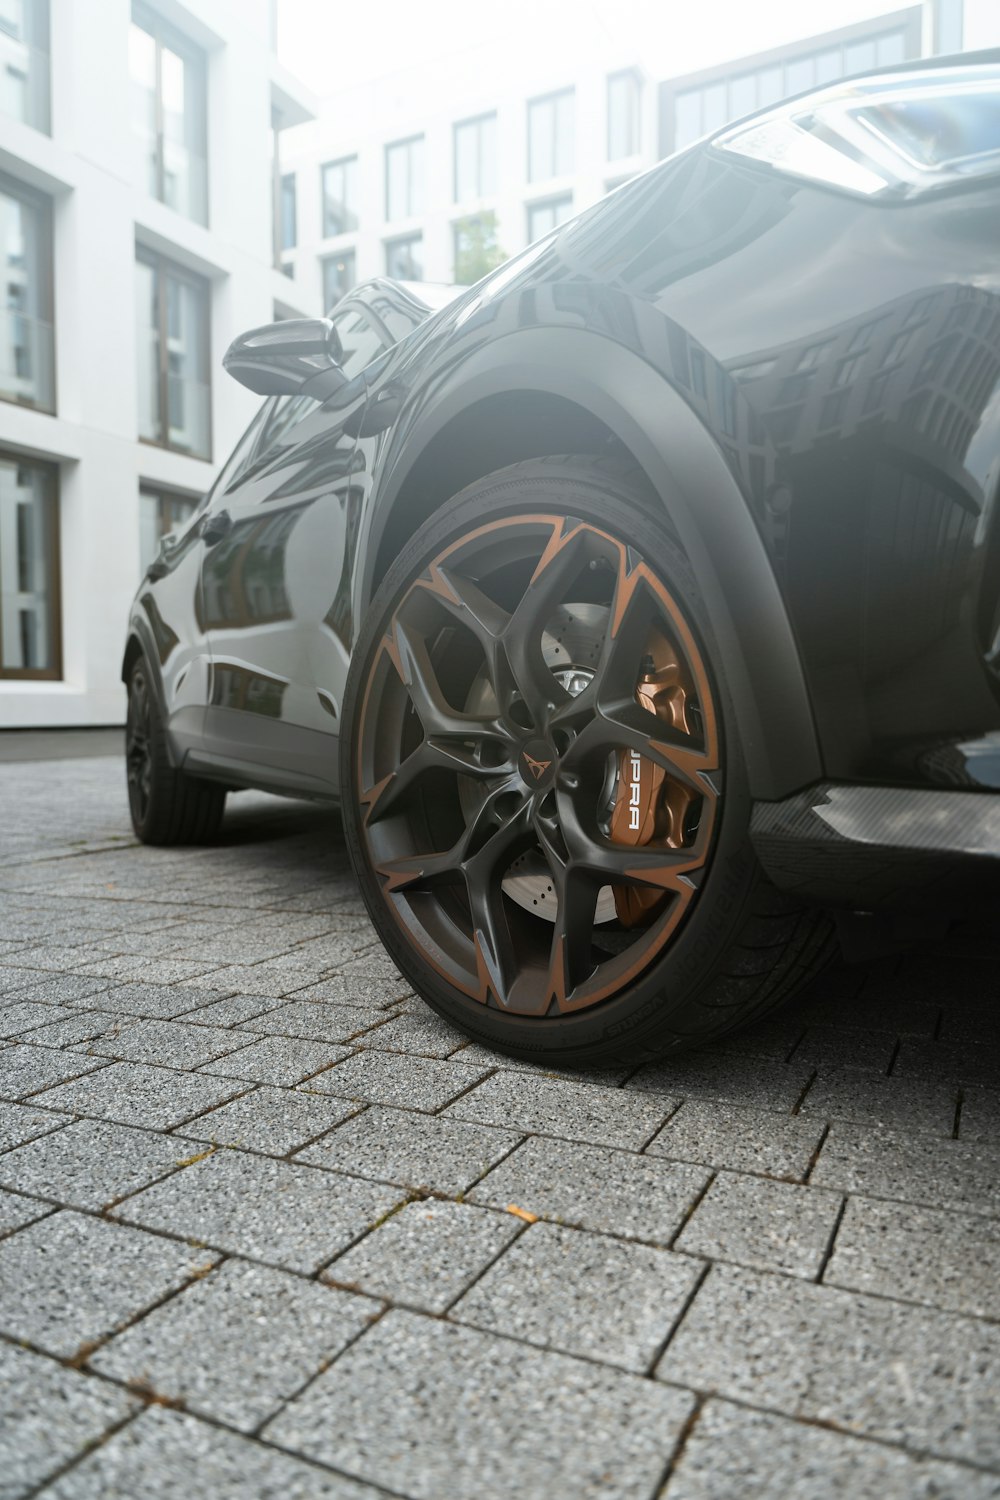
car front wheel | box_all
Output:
[341,455,833,1064]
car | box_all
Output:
[123,54,1000,1066]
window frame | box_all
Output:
[0,0,51,133]
[384,135,424,223]
[0,167,55,415]
[385,232,423,282]
[527,88,575,183]
[321,154,359,239]
[322,248,356,310]
[136,245,212,462]
[130,1,208,226]
[453,111,497,202]
[607,69,641,162]
[0,446,61,681]
[138,483,198,574]
[526,193,573,243]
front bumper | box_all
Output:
[750,782,1000,913]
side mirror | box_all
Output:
[222,318,345,397]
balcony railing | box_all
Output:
[0,310,55,412]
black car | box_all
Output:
[123,55,1000,1065]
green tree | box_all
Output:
[454,212,507,286]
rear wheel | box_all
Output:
[126,658,226,846]
[341,456,833,1064]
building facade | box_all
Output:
[278,2,973,318]
[0,0,314,728]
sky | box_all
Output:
[277,0,1000,98]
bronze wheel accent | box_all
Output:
[356,513,721,1017]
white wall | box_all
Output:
[0,0,314,727]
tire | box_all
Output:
[125,658,226,846]
[341,455,833,1065]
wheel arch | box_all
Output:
[362,326,822,802]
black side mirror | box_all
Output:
[222,318,345,397]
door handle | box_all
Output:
[201,509,232,546]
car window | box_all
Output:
[203,402,270,507]
[334,304,388,379]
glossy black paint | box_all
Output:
[123,78,1000,912]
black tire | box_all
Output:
[125,658,226,846]
[341,456,833,1065]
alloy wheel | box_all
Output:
[356,513,721,1016]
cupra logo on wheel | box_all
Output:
[523,751,552,780]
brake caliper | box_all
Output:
[609,642,695,927]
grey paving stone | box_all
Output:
[93,1258,375,1432]
[0,1000,79,1039]
[310,1050,490,1113]
[18,1009,129,1049]
[818,977,941,1036]
[36,1061,248,1130]
[811,1122,1000,1216]
[77,982,230,1020]
[0,1117,186,1211]
[336,950,406,982]
[663,1399,1000,1500]
[41,1404,380,1500]
[176,1084,359,1157]
[469,1133,708,1243]
[360,1010,468,1057]
[960,1087,1000,1145]
[894,1039,1000,1090]
[0,1210,215,1359]
[183,963,328,997]
[177,993,284,1028]
[448,1044,632,1088]
[788,1028,897,1074]
[645,1099,825,1181]
[0,1098,68,1153]
[453,1220,702,1372]
[799,1071,958,1136]
[0,972,113,1006]
[297,1104,521,1195]
[238,999,392,1046]
[76,955,223,985]
[0,1340,136,1500]
[657,1263,1000,1468]
[77,1016,252,1070]
[198,1033,351,1086]
[288,973,413,1007]
[0,1042,106,1101]
[824,1196,1000,1319]
[0,1185,50,1237]
[116,1147,405,1274]
[447,1071,675,1151]
[674,1172,843,1278]
[328,1200,520,1312]
[627,1053,811,1113]
[0,965,66,995]
[266,1307,696,1500]
[939,1005,1000,1046]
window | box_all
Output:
[527,195,572,242]
[136,248,211,459]
[280,174,296,252]
[607,71,641,161]
[129,4,207,225]
[668,24,915,152]
[528,90,574,181]
[139,486,197,574]
[0,449,58,678]
[321,156,358,237]
[385,234,422,281]
[331,303,387,380]
[453,213,503,285]
[454,113,497,201]
[322,250,356,310]
[0,0,49,131]
[0,173,53,412]
[385,137,423,221]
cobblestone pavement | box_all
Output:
[1,751,999,1499]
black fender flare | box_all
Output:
[362,326,821,802]
[121,615,181,770]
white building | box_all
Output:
[278,0,976,316]
[0,0,314,728]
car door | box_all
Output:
[194,302,388,797]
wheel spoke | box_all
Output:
[385,618,504,740]
[362,737,515,825]
[567,700,716,797]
